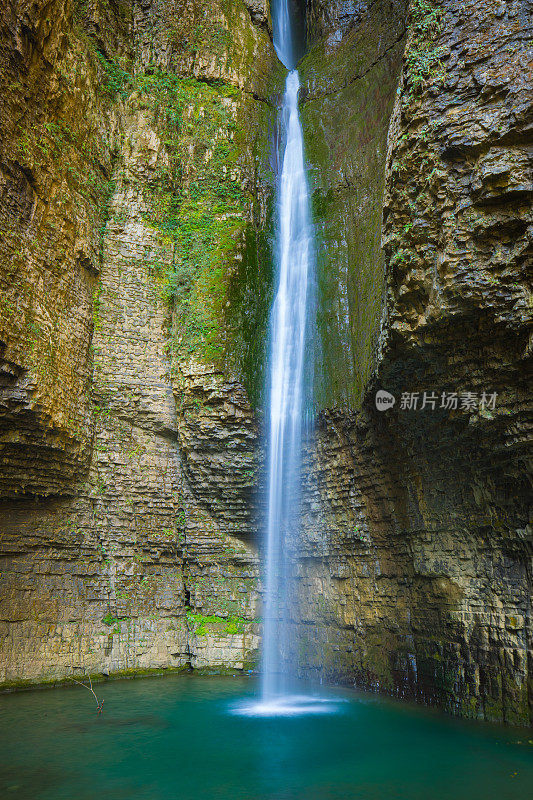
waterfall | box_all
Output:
[260,0,316,703]
[272,0,294,68]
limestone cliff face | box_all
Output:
[292,0,533,725]
[301,0,408,408]
[0,0,276,685]
[0,0,531,727]
[0,0,121,497]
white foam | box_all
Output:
[231,694,343,718]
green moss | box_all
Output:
[183,19,231,56]
[300,18,405,410]
[169,0,274,81]
[95,50,132,98]
[186,609,256,637]
[133,68,275,399]
[16,116,114,211]
[136,73,246,360]
[185,572,258,619]
[0,666,191,694]
[404,0,446,100]
[193,664,257,675]
[77,0,281,402]
[224,224,274,405]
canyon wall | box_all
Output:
[1,0,531,726]
[0,0,278,685]
[293,0,532,726]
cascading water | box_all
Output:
[258,0,318,710]
[234,0,340,720]
[272,0,294,67]
[261,67,314,701]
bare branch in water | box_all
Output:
[71,675,105,714]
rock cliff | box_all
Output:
[293,0,532,726]
[0,0,277,685]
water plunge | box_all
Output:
[259,0,317,709]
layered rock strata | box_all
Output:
[292,0,533,725]
[0,0,275,686]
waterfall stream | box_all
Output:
[260,0,316,705]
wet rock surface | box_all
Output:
[291,0,533,725]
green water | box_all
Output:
[0,676,531,799]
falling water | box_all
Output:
[260,0,316,704]
[272,0,294,67]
